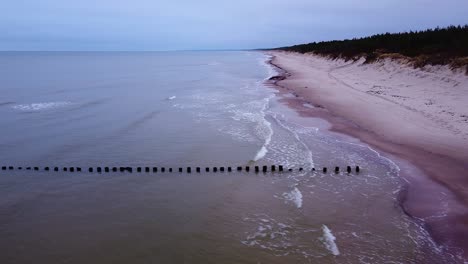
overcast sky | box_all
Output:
[1,0,467,51]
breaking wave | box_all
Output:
[282,187,303,208]
[321,225,340,256]
[12,101,72,111]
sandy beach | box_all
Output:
[268,51,468,256]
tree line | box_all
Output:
[273,25,468,69]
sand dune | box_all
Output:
[332,58,468,139]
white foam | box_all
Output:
[258,54,278,80]
[283,187,303,208]
[303,103,314,109]
[218,125,256,143]
[12,101,71,111]
[271,113,315,169]
[242,215,293,254]
[331,136,400,175]
[167,96,176,100]
[321,225,340,256]
[254,146,268,161]
[253,124,272,161]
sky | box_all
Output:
[1,0,467,51]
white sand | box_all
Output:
[270,51,468,162]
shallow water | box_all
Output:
[0,51,460,263]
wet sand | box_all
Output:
[266,51,468,258]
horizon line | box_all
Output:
[0,49,257,52]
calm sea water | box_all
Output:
[0,51,460,263]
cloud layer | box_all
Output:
[1,0,467,50]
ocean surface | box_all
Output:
[0,51,460,263]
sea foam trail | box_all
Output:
[271,113,315,169]
[253,97,273,161]
[252,54,278,161]
[321,225,340,256]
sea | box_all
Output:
[0,51,461,263]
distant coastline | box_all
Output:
[268,25,468,73]
[264,50,468,259]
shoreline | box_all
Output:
[264,51,468,259]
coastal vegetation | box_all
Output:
[274,25,468,71]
